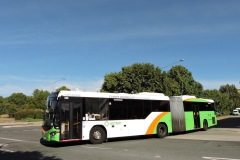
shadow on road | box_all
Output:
[0,151,62,160]
[40,138,88,147]
[40,136,157,147]
[214,116,240,128]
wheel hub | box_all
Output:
[93,131,101,140]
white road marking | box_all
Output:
[2,124,41,128]
[0,137,38,144]
[202,157,240,160]
[0,149,15,152]
[0,144,14,153]
[0,137,23,142]
[0,144,8,147]
[3,125,28,128]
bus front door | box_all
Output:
[60,102,82,140]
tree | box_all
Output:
[2,102,17,118]
[7,93,28,107]
[101,63,163,93]
[166,66,203,96]
[219,84,240,110]
[101,72,123,93]
[101,63,204,97]
[1,95,17,117]
[32,89,50,110]
[0,97,17,117]
[0,96,6,115]
[161,71,181,96]
[56,86,71,92]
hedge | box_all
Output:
[14,109,44,120]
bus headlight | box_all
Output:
[50,131,57,137]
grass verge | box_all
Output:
[0,117,42,123]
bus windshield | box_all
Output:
[43,94,60,129]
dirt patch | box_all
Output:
[0,118,15,123]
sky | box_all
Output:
[0,0,240,97]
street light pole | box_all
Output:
[161,59,184,70]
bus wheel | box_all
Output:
[157,123,168,138]
[203,120,208,131]
[90,126,105,144]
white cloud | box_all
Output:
[0,75,104,97]
[54,79,104,92]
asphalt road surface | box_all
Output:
[0,116,239,160]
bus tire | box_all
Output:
[157,123,168,138]
[89,126,105,144]
[203,120,208,131]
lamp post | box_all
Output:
[161,59,184,70]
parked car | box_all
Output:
[235,108,240,112]
[232,110,239,116]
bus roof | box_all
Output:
[184,98,214,103]
[170,95,214,103]
[56,91,170,101]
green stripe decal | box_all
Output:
[184,98,211,103]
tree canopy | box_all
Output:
[161,66,203,96]
[219,84,240,110]
[56,86,71,92]
[101,63,163,93]
[0,86,73,118]
[101,63,203,97]
[0,90,50,117]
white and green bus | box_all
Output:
[42,91,217,144]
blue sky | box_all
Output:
[0,0,240,97]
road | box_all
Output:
[0,116,239,160]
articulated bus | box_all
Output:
[42,91,217,144]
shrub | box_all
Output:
[14,109,44,120]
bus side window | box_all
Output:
[184,102,193,111]
[85,98,99,120]
[152,100,160,112]
[152,100,170,112]
[99,98,109,120]
[143,100,152,118]
[109,99,128,120]
[127,100,144,119]
[84,98,109,121]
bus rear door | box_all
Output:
[193,105,200,128]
